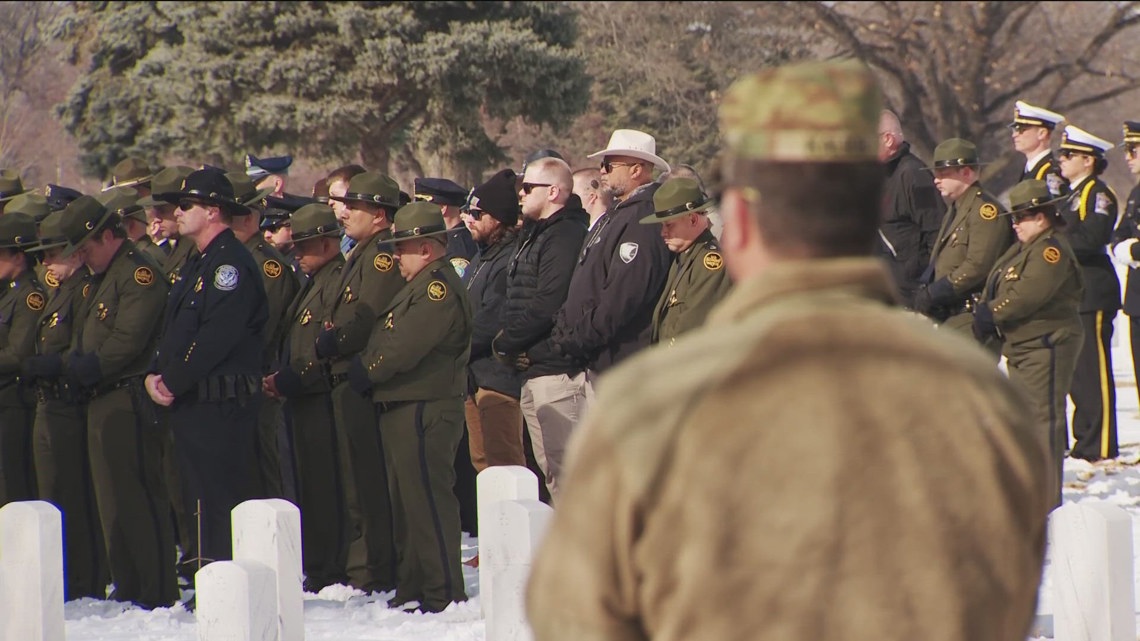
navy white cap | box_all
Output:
[245,154,293,181]
[1010,101,1065,129]
[1060,125,1113,157]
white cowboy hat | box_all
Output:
[587,129,671,173]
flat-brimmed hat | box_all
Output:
[0,212,41,251]
[414,177,469,206]
[4,193,51,221]
[640,178,710,224]
[926,138,985,169]
[587,129,671,173]
[98,187,146,224]
[138,166,194,208]
[59,196,116,258]
[1005,179,1068,215]
[102,157,154,192]
[0,170,29,203]
[467,169,521,227]
[329,172,401,209]
[224,171,272,210]
[155,167,251,216]
[26,210,69,253]
[388,202,450,241]
[290,204,343,242]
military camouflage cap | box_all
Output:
[329,172,402,209]
[26,210,69,253]
[0,212,40,250]
[927,138,982,169]
[97,186,146,223]
[290,203,343,242]
[0,170,28,203]
[641,178,711,224]
[1005,179,1067,216]
[103,156,154,192]
[719,59,882,168]
[388,201,450,241]
[139,166,194,207]
[3,192,51,221]
[225,171,272,209]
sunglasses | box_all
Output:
[520,182,553,195]
[600,159,639,173]
[177,199,208,211]
[1058,150,1090,160]
[467,208,487,220]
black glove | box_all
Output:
[972,303,999,341]
[347,356,372,397]
[68,351,103,388]
[274,365,304,398]
[315,329,340,360]
[515,353,531,372]
[21,354,63,382]
[914,277,956,315]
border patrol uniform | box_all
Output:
[1058,126,1120,461]
[642,179,733,345]
[348,202,473,612]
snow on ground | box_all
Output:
[62,313,1140,640]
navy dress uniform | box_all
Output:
[347,202,473,612]
[975,180,1083,506]
[1112,121,1140,418]
[320,172,406,592]
[0,213,45,507]
[641,179,733,345]
[58,194,177,608]
[415,177,477,272]
[1010,101,1068,198]
[152,169,268,565]
[24,211,109,600]
[1058,125,1121,462]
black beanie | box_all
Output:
[469,168,521,227]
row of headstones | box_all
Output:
[0,465,553,641]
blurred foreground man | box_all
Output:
[527,59,1053,641]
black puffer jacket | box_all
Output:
[465,229,520,397]
[497,198,589,380]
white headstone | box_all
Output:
[231,499,303,641]
[1050,501,1136,641]
[484,499,552,641]
[196,560,278,641]
[477,466,539,615]
[0,501,64,641]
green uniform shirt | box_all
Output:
[360,257,472,403]
[284,256,345,393]
[930,185,1011,299]
[326,229,405,373]
[0,271,46,386]
[982,228,1083,345]
[243,234,301,369]
[651,229,733,346]
[37,271,87,356]
[76,242,169,383]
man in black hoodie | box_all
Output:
[492,157,589,499]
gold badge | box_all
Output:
[194,277,204,293]
[44,272,60,288]
[134,266,155,286]
[96,302,108,320]
[703,251,724,271]
[299,309,311,326]
[263,260,283,279]
[343,286,355,303]
[383,312,394,329]
[82,283,91,298]
[427,280,447,301]
[1043,246,1061,264]
[374,253,394,272]
[47,312,59,328]
[979,203,998,220]
[168,271,179,285]
[25,292,44,311]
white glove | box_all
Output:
[1111,238,1140,269]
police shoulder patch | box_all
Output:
[1043,246,1061,264]
[979,203,998,220]
[25,292,44,311]
[214,264,239,291]
[427,280,447,301]
[1095,191,1112,216]
[263,259,283,279]
[374,253,394,272]
[43,271,60,288]
[449,256,469,278]
[134,266,155,286]
[702,251,724,271]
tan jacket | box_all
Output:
[527,257,1051,641]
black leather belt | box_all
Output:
[35,380,85,405]
[194,374,260,403]
[377,400,411,413]
[92,375,144,399]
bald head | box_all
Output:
[878,110,905,161]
